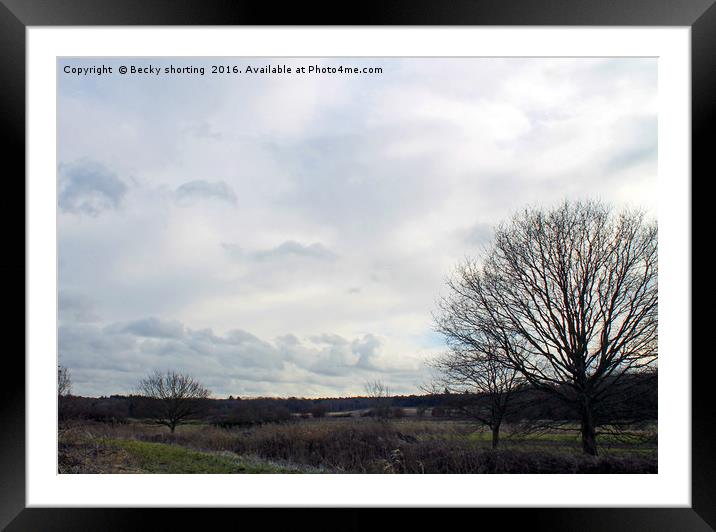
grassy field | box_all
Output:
[59,430,320,474]
[58,416,657,474]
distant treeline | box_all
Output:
[60,372,656,428]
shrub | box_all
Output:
[431,406,446,417]
[310,405,327,418]
[211,402,292,428]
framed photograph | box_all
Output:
[5,0,713,529]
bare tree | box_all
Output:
[364,380,392,420]
[427,337,524,448]
[438,201,657,455]
[138,370,211,433]
[58,364,72,422]
[58,364,72,397]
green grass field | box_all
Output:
[105,439,301,474]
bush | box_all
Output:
[431,406,447,417]
[211,402,292,428]
[310,405,327,418]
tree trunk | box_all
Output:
[580,402,598,456]
[491,424,500,449]
[169,423,176,433]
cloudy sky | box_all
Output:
[57,57,657,398]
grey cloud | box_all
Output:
[307,333,355,376]
[222,240,337,263]
[59,324,138,371]
[175,180,237,206]
[106,317,185,339]
[220,242,244,260]
[218,239,342,297]
[186,327,261,346]
[268,133,444,235]
[255,241,336,261]
[353,334,381,370]
[606,144,657,175]
[183,328,284,371]
[310,333,349,345]
[59,317,422,396]
[605,115,657,174]
[223,329,266,345]
[58,159,128,216]
[462,222,494,246]
[275,333,301,346]
[308,333,382,376]
[60,321,286,395]
[184,122,222,140]
[59,291,101,323]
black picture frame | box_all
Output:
[3,1,713,529]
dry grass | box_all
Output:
[63,417,656,474]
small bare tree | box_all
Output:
[138,370,210,433]
[428,339,524,448]
[364,380,392,420]
[58,365,72,397]
[58,364,72,422]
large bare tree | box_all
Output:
[438,201,657,455]
[138,370,211,433]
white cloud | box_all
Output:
[57,57,657,397]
